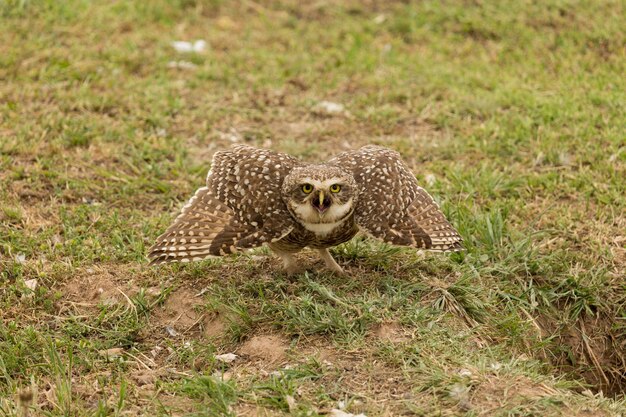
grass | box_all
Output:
[1,0,625,415]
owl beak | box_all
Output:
[312,190,331,214]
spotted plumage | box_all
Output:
[148,144,462,273]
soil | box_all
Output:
[239,334,289,364]
[537,313,626,397]
[59,266,140,312]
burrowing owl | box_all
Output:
[148,145,462,274]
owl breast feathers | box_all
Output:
[148,144,462,273]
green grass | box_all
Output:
[1,0,625,415]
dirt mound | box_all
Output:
[149,287,227,340]
[239,335,289,364]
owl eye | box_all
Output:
[329,184,341,193]
[302,184,314,194]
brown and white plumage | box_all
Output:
[149,145,298,264]
[328,146,462,251]
[148,144,462,271]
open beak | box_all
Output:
[312,190,331,214]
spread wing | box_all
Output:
[328,145,462,252]
[148,145,301,264]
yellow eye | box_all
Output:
[329,184,341,193]
[302,184,314,194]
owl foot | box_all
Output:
[269,244,302,276]
[318,248,345,275]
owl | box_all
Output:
[148,145,462,274]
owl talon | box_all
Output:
[326,265,345,276]
[318,249,344,275]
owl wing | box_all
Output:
[148,145,301,264]
[328,145,462,252]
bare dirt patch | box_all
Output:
[538,314,626,398]
[468,374,611,417]
[203,314,227,339]
[371,322,410,343]
[148,287,220,339]
[239,334,289,365]
[470,375,558,415]
[58,266,140,313]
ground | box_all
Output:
[0,0,625,416]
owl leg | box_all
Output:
[317,248,344,275]
[268,244,301,275]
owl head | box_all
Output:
[282,165,358,226]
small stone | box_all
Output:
[165,326,179,337]
[312,101,346,116]
[214,353,238,363]
[150,346,163,358]
[425,173,436,186]
[171,40,206,53]
[24,279,38,291]
[373,14,386,24]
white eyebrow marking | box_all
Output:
[299,178,347,188]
